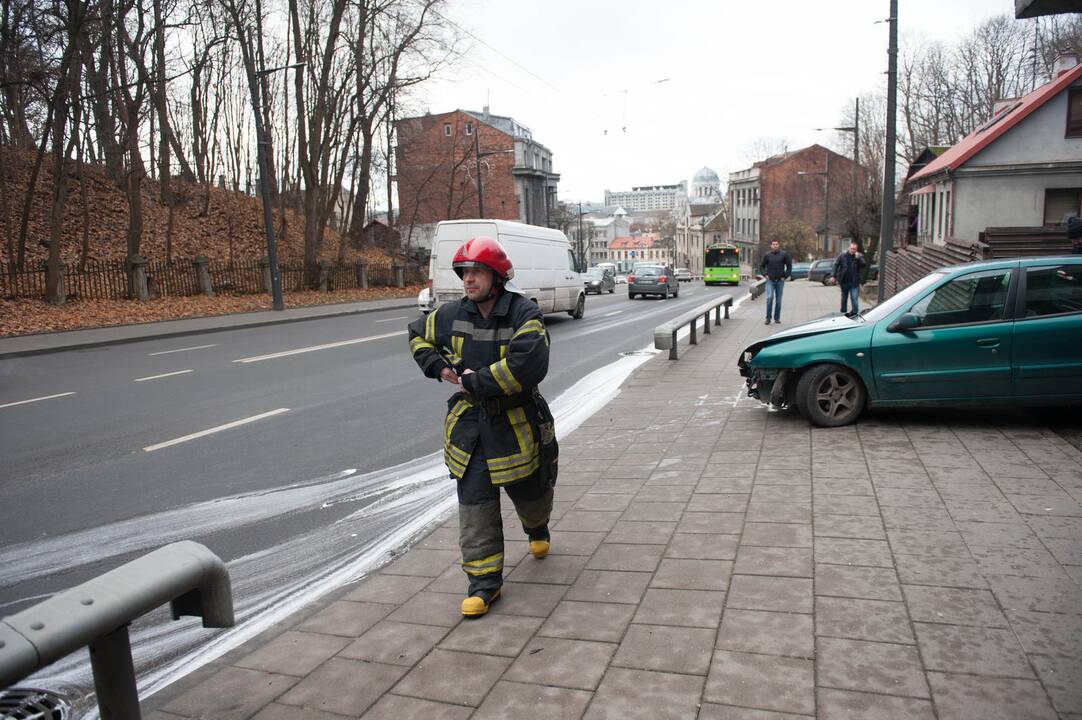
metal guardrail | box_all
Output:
[0,541,234,719]
[654,294,734,360]
[748,278,767,299]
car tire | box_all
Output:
[673,285,679,298]
[629,292,636,300]
[661,289,668,300]
[570,293,585,319]
[609,287,615,294]
[794,364,866,427]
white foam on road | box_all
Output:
[36,291,754,718]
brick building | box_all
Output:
[395,108,559,251]
[728,144,868,261]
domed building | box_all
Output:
[691,166,721,203]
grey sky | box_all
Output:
[417,0,1017,203]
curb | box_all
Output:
[0,300,419,360]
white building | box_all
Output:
[604,183,687,212]
[568,207,631,267]
[907,53,1082,244]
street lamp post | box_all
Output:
[244,35,304,311]
[472,125,514,219]
[814,97,860,248]
[878,0,899,302]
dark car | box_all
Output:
[583,267,615,294]
[739,256,1082,427]
[629,264,679,299]
[790,262,811,280]
[807,259,835,284]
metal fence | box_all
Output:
[0,258,423,300]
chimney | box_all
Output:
[1054,50,1079,77]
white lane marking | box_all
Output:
[0,392,76,409]
[133,369,194,383]
[143,408,290,452]
[147,344,217,356]
[603,310,624,317]
[233,331,407,363]
[374,316,409,323]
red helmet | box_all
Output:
[452,236,514,281]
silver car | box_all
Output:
[583,267,616,294]
[628,264,679,299]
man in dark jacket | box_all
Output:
[408,236,554,618]
[759,240,792,325]
[833,241,867,316]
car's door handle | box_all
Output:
[976,338,1000,348]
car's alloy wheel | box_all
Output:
[795,364,865,427]
[571,294,585,319]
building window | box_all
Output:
[1068,88,1082,138]
[443,123,452,136]
[465,122,473,136]
[1044,188,1082,225]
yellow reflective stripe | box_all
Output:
[452,336,464,358]
[499,342,507,360]
[445,452,467,477]
[490,456,541,485]
[486,407,535,471]
[464,564,503,576]
[410,336,435,354]
[463,552,503,568]
[425,309,437,343]
[491,358,522,394]
[512,319,544,339]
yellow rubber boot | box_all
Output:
[461,589,500,618]
[529,539,550,559]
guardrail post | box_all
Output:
[355,260,369,289]
[669,330,678,360]
[703,310,711,334]
[690,317,698,345]
[724,301,730,319]
[89,624,141,720]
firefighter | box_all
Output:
[407,236,555,618]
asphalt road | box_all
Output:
[0,280,747,613]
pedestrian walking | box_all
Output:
[407,236,558,618]
[833,241,867,317]
[759,240,792,325]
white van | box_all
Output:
[429,219,586,318]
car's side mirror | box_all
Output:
[887,312,921,333]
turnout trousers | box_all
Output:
[457,440,553,596]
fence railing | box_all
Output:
[0,257,424,301]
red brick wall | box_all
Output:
[759,145,870,257]
[395,110,520,227]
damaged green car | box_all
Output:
[738,257,1082,427]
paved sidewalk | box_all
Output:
[0,296,417,359]
[145,280,1082,720]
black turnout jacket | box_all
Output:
[408,290,549,486]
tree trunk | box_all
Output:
[347,123,375,245]
[78,125,91,271]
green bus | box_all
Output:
[704,243,740,285]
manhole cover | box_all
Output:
[0,688,69,719]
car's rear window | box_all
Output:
[637,267,661,276]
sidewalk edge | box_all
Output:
[0,300,418,359]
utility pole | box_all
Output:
[245,34,302,311]
[578,201,585,267]
[474,126,484,218]
[878,0,898,303]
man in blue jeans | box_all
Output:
[833,241,867,317]
[759,240,792,325]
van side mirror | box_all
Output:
[887,312,921,333]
